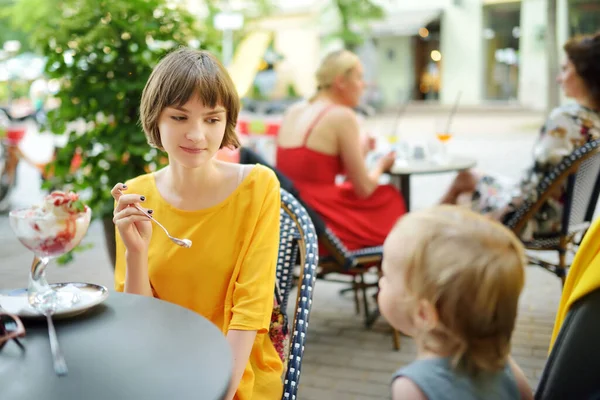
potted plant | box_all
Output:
[9,0,219,265]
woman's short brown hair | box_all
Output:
[564,31,600,108]
[140,47,241,150]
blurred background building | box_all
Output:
[189,0,600,111]
[338,0,598,111]
[1,0,599,112]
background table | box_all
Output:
[389,155,477,210]
[0,292,232,400]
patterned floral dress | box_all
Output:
[472,103,600,240]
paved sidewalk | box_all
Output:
[1,110,565,398]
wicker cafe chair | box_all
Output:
[278,189,318,400]
[317,229,402,350]
[504,140,600,284]
[239,147,400,350]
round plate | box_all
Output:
[0,282,109,319]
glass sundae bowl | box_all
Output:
[9,191,92,312]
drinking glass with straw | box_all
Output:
[387,98,410,160]
[436,91,462,164]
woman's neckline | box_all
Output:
[149,165,258,214]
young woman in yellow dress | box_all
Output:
[111,48,283,400]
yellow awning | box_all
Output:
[227,31,273,98]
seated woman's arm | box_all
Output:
[123,250,153,296]
[533,109,578,166]
[226,175,281,397]
[360,134,376,158]
[335,107,394,198]
[487,109,577,222]
[112,185,154,297]
[223,330,258,400]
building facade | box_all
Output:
[364,0,599,110]
[181,0,600,110]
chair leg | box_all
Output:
[558,248,567,287]
[359,273,372,328]
[353,276,360,315]
[365,286,382,328]
[392,329,401,351]
[339,286,354,295]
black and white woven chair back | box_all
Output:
[564,143,600,232]
[322,227,358,269]
[279,189,318,400]
[278,204,300,310]
[505,140,600,237]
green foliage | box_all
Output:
[0,81,30,103]
[331,0,384,50]
[9,0,218,221]
[56,242,94,265]
[286,83,298,99]
[203,0,275,56]
[0,0,32,54]
[250,82,267,100]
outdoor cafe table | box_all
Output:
[0,291,232,400]
[389,155,477,211]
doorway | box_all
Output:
[413,18,441,101]
[483,3,521,101]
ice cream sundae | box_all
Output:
[9,191,92,258]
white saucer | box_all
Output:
[0,282,109,319]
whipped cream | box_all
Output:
[43,191,86,217]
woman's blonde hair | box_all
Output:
[140,47,241,150]
[314,49,360,94]
[392,205,526,375]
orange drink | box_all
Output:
[436,132,452,142]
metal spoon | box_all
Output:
[27,257,68,376]
[133,204,192,248]
[43,305,68,376]
[30,297,67,376]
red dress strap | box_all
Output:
[301,105,335,147]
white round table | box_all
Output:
[389,155,477,210]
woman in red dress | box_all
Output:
[276,49,406,250]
